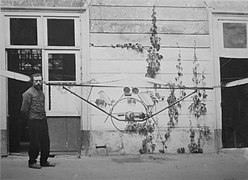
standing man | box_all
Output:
[21,73,55,169]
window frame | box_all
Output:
[4,11,84,116]
[210,11,248,134]
[43,16,81,50]
[218,17,248,58]
[43,50,81,116]
[4,12,81,50]
[5,15,43,48]
[44,50,81,84]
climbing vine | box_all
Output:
[167,47,186,128]
[159,47,186,153]
[111,43,145,54]
[139,135,156,154]
[125,120,155,136]
[188,120,203,153]
[109,6,211,154]
[146,6,163,78]
[111,6,162,154]
[187,41,209,153]
[112,5,163,78]
[188,44,207,118]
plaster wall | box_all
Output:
[86,0,215,154]
[85,0,248,154]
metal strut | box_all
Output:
[143,90,197,120]
[62,86,121,121]
[63,86,198,122]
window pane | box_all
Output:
[223,23,247,48]
[48,54,75,81]
[10,18,37,45]
[7,49,42,73]
[47,19,75,46]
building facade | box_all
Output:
[1,0,248,156]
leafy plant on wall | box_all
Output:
[110,6,210,154]
[112,5,163,78]
[146,6,163,78]
[111,6,162,153]
[187,42,210,153]
[160,46,186,153]
[168,46,186,129]
[188,43,207,118]
[139,135,156,154]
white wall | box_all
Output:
[88,0,214,132]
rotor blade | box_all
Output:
[89,74,128,84]
[0,70,30,82]
[225,77,248,87]
[89,74,169,87]
[135,76,168,86]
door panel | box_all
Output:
[48,117,80,152]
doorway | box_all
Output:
[220,57,248,148]
[7,49,42,153]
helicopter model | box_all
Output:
[1,69,246,132]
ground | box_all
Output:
[1,148,248,180]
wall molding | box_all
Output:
[1,6,87,13]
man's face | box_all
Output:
[33,76,43,90]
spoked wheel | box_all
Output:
[110,97,150,132]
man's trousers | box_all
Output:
[28,118,50,165]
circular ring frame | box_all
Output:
[110,96,150,132]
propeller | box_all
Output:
[0,70,30,82]
[225,77,248,87]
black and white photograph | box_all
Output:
[0,0,248,179]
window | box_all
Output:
[5,11,86,116]
[223,23,247,48]
[216,19,248,58]
[47,19,75,46]
[10,18,37,45]
[45,51,80,114]
[7,49,42,73]
[48,53,76,81]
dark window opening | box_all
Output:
[48,53,76,81]
[7,49,42,74]
[10,18,37,45]
[221,57,248,148]
[47,19,75,46]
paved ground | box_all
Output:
[1,149,248,180]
